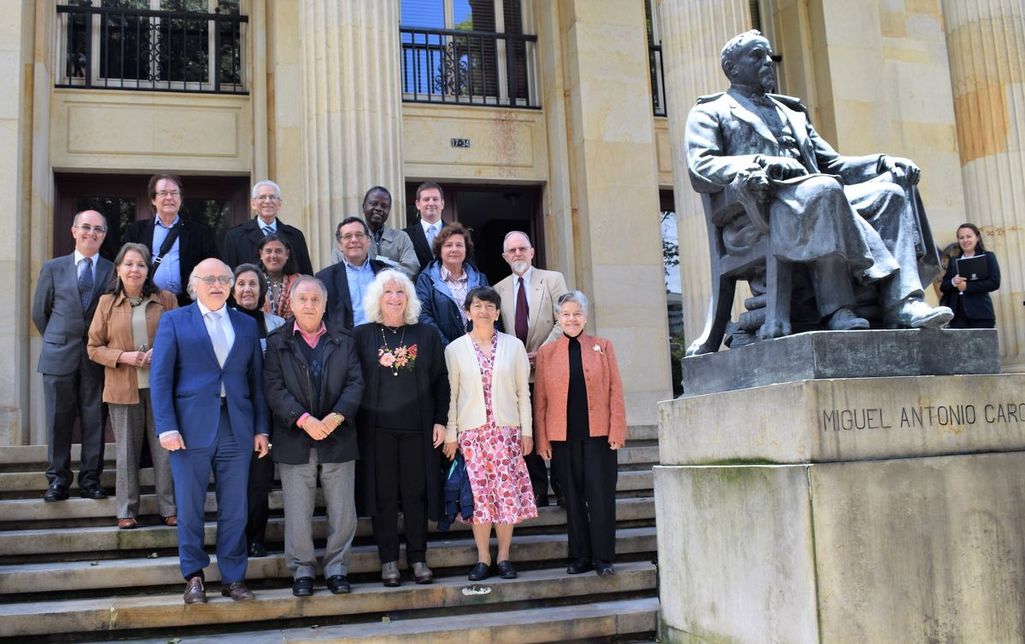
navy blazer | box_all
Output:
[939,251,1001,321]
[414,261,490,345]
[32,253,114,376]
[150,303,269,449]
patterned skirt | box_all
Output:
[458,425,538,525]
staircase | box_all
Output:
[0,430,660,642]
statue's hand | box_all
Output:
[882,156,920,185]
[738,168,774,203]
[758,156,808,181]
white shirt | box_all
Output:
[258,218,278,234]
[73,249,98,282]
[420,218,442,238]
[512,266,534,311]
[197,300,236,361]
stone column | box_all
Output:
[941,0,1025,370]
[298,0,405,267]
[556,0,671,425]
[656,0,751,353]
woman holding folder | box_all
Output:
[940,223,1000,329]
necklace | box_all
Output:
[128,295,144,307]
[380,324,407,376]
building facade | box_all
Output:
[1,0,1022,445]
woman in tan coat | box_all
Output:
[88,242,177,529]
[534,290,626,576]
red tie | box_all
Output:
[515,276,529,345]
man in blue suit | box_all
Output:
[151,258,270,604]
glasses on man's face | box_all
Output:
[254,194,280,202]
[155,191,181,199]
[77,224,107,235]
[339,232,367,242]
[196,275,233,286]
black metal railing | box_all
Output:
[55,3,247,94]
[400,26,539,108]
[650,44,667,117]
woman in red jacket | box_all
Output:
[534,291,626,576]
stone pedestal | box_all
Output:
[656,330,1025,641]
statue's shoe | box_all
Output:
[827,307,870,331]
[885,299,954,329]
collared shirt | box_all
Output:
[258,217,278,235]
[197,300,236,360]
[73,249,98,283]
[442,265,470,322]
[152,215,182,295]
[512,266,534,311]
[420,218,441,240]
[344,255,375,326]
[293,320,327,349]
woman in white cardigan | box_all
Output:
[443,286,537,581]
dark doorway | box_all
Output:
[404,183,543,285]
[54,173,251,261]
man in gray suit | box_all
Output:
[32,210,115,501]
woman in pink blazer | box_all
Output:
[534,291,626,577]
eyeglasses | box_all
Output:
[339,232,367,242]
[76,224,107,235]
[155,191,181,199]
[254,195,280,202]
[504,246,531,254]
[195,275,233,286]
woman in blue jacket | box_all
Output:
[940,223,1000,329]
[415,222,489,345]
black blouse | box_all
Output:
[566,334,590,441]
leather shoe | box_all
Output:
[885,299,953,329]
[183,577,207,604]
[533,493,549,507]
[248,540,267,558]
[163,515,178,527]
[827,307,870,331]
[567,558,593,575]
[495,560,517,579]
[117,517,138,530]
[412,561,434,584]
[292,576,314,597]
[79,486,108,500]
[595,561,615,576]
[381,561,401,587]
[468,561,491,581]
[43,485,69,502]
[326,575,351,594]
[221,581,255,601]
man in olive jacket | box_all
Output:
[263,276,364,597]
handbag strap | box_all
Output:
[152,224,181,265]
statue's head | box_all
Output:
[720,30,776,92]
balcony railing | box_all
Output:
[650,44,666,117]
[55,3,247,94]
[400,26,539,109]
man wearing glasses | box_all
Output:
[32,210,115,503]
[123,174,219,306]
[316,217,387,330]
[151,258,270,605]
[221,179,314,275]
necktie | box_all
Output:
[206,311,229,367]
[262,225,274,236]
[78,257,94,310]
[426,223,438,247]
[515,276,529,345]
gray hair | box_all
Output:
[251,179,282,200]
[557,290,590,315]
[363,269,421,325]
[288,275,328,303]
[720,29,765,78]
[502,230,532,250]
[187,259,233,301]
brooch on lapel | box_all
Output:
[593,344,604,355]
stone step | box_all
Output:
[0,527,656,595]
[0,562,657,639]
[0,497,655,557]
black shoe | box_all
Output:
[43,484,69,502]
[567,558,593,575]
[292,576,314,597]
[468,561,491,581]
[533,493,549,507]
[495,560,517,579]
[595,561,615,576]
[248,540,267,558]
[556,495,566,508]
[79,486,108,500]
[326,575,351,594]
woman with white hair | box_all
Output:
[353,269,449,586]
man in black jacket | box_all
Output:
[316,217,386,330]
[221,180,314,275]
[403,181,446,271]
[122,174,219,307]
[264,276,364,597]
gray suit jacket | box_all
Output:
[495,267,569,381]
[32,253,114,376]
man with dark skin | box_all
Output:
[332,187,418,278]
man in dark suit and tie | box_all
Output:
[151,258,270,604]
[32,210,115,502]
[316,217,386,331]
[403,181,446,271]
[123,174,220,307]
[220,179,314,274]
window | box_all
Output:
[400,0,539,108]
[645,0,667,117]
[55,0,247,94]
